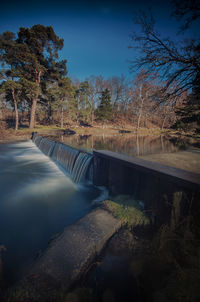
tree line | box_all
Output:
[0,0,199,132]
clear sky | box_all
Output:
[0,0,195,81]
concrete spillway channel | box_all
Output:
[6,208,121,302]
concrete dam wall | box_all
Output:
[93,150,200,227]
[32,133,200,227]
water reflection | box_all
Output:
[45,133,200,173]
[46,134,182,157]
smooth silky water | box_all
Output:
[0,140,100,284]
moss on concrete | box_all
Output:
[103,195,150,228]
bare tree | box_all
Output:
[172,0,200,31]
[129,3,200,97]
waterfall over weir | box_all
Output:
[32,133,93,184]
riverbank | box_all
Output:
[1,124,200,144]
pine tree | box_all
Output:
[96,88,112,127]
[0,25,67,129]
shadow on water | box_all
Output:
[0,141,100,286]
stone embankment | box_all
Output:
[6,207,121,302]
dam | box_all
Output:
[33,132,200,227]
[1,133,199,301]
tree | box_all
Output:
[85,76,101,125]
[0,25,67,129]
[75,80,92,124]
[47,77,75,127]
[151,85,185,130]
[0,80,22,130]
[96,88,112,128]
[132,71,150,131]
[171,0,200,131]
[174,88,200,132]
[172,0,200,31]
[19,25,67,128]
[0,31,23,130]
[129,2,200,97]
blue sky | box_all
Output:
[0,0,195,81]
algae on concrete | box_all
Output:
[103,195,150,228]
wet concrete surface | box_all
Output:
[6,208,121,301]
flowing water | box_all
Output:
[0,140,100,284]
[71,152,93,183]
[51,142,79,175]
[32,133,93,183]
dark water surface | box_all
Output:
[45,133,200,173]
[45,133,186,156]
[0,140,99,284]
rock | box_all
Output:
[119,130,131,133]
[64,129,76,135]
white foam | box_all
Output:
[92,186,109,204]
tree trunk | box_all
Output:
[91,95,94,126]
[47,102,53,124]
[61,105,64,128]
[0,107,2,120]
[29,70,41,129]
[137,111,142,131]
[29,97,38,129]
[137,86,144,132]
[91,110,94,126]
[12,88,19,130]
[161,116,167,130]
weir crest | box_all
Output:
[32,133,93,184]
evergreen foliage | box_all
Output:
[0,25,67,129]
[96,88,112,123]
[76,80,91,123]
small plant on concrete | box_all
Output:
[103,195,150,228]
